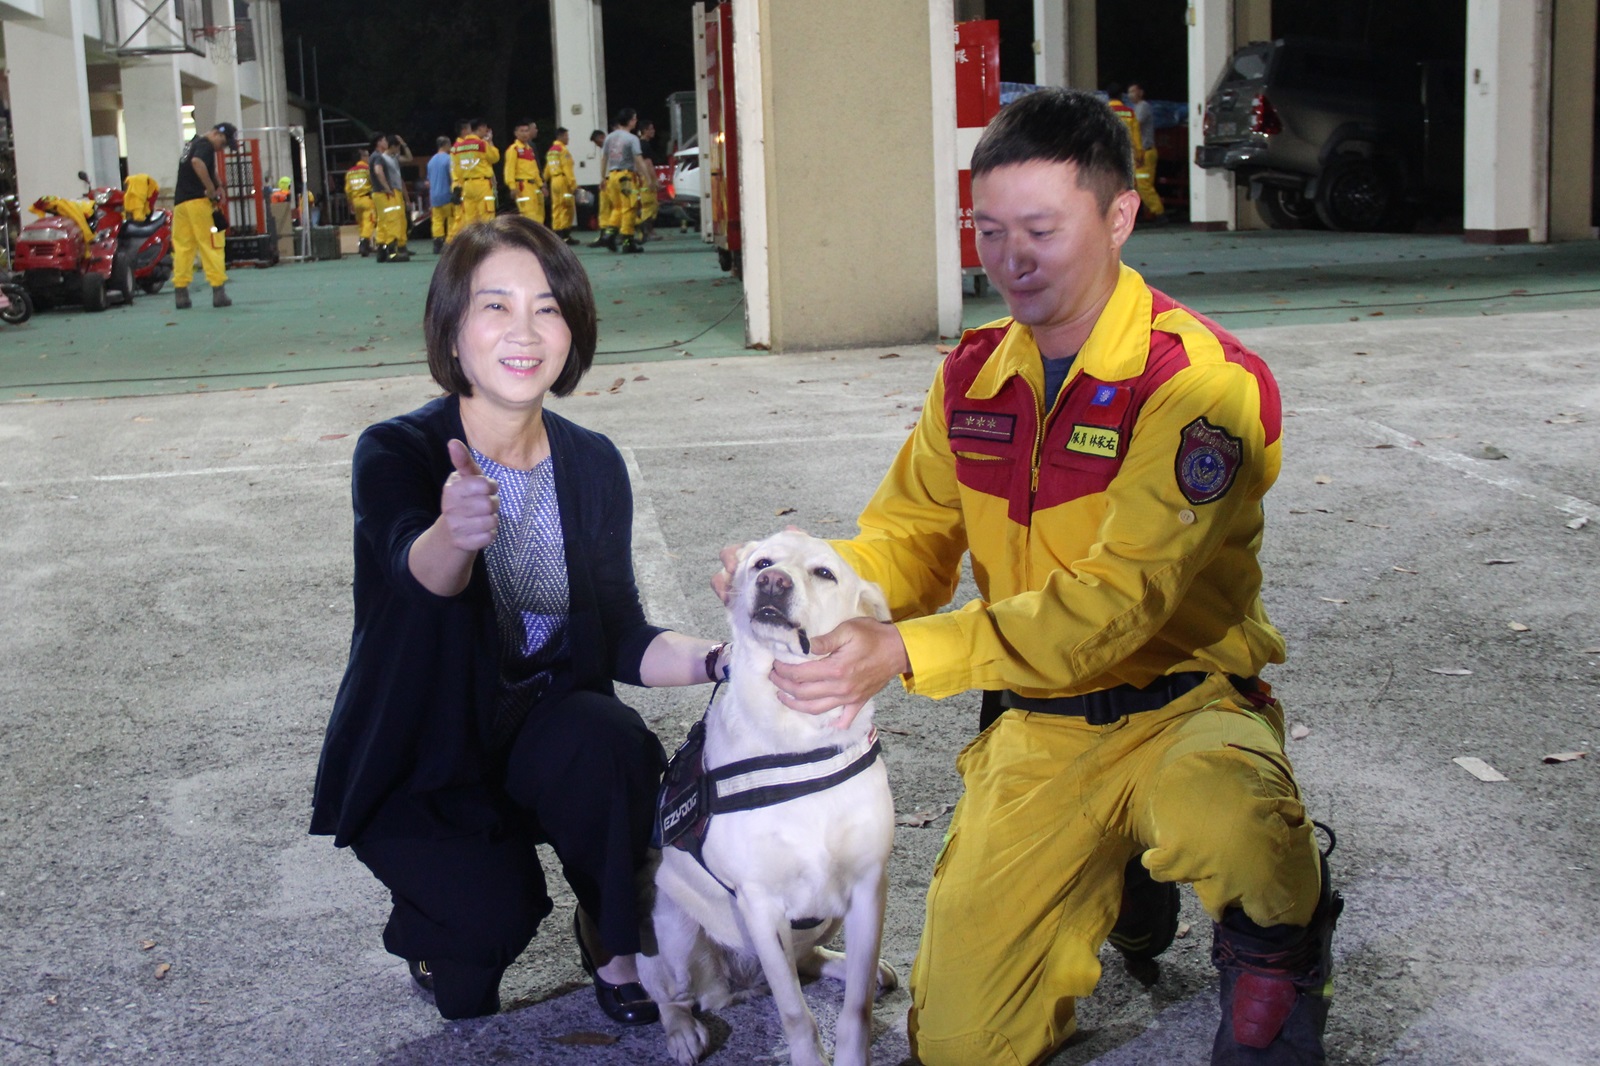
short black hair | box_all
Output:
[969,87,1133,212]
[424,215,598,399]
[554,127,569,140]
[612,107,636,129]
[368,133,386,152]
[435,136,450,150]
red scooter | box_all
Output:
[14,172,173,312]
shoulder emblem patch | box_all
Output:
[1175,417,1242,504]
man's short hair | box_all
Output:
[368,133,386,152]
[436,136,451,150]
[969,87,1133,212]
[612,107,636,129]
[554,127,569,140]
[424,214,597,399]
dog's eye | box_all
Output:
[752,558,773,570]
[811,567,837,582]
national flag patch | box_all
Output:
[1091,384,1119,406]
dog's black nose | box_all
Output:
[755,568,792,597]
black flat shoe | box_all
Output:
[408,958,435,993]
[573,911,660,1026]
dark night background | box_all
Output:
[279,0,1467,150]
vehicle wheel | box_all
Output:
[1255,187,1323,230]
[81,271,110,312]
[111,253,136,304]
[0,287,32,325]
[1314,157,1398,232]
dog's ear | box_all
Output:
[856,579,891,623]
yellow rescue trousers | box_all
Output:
[351,197,374,241]
[600,170,637,237]
[1135,146,1164,217]
[907,675,1321,1066]
[513,180,545,225]
[171,197,227,289]
[459,177,496,229]
[371,190,406,248]
[550,180,576,231]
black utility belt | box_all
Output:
[999,671,1225,726]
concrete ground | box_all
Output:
[1,227,1597,1065]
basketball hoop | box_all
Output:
[192,24,237,65]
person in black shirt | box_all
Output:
[172,122,237,309]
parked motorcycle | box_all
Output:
[13,172,173,312]
[0,275,32,325]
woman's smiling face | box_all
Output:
[454,246,572,411]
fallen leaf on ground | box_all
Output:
[1392,566,1417,574]
[775,507,796,516]
[1507,622,1530,632]
[1484,559,1518,565]
[318,433,348,441]
[1453,756,1507,782]
[632,374,649,382]
[879,352,900,359]
[1372,443,1395,449]
[1318,597,1348,605]
[1582,647,1600,655]
[140,940,156,951]
[1546,413,1583,424]
[895,803,954,828]
[1568,516,1590,530]
[1476,444,1508,460]
[552,1032,620,1046]
[44,994,58,1006]
[1428,667,1473,676]
[132,416,153,423]
[1176,922,1192,939]
[1313,474,1332,484]
[607,378,625,393]
[1543,751,1588,764]
[935,344,954,354]
[1290,724,1311,740]
[154,963,171,980]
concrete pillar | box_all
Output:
[122,60,188,192]
[1034,0,1096,89]
[741,0,951,351]
[1549,0,1597,239]
[3,0,95,201]
[550,0,608,193]
[1464,0,1550,243]
[1187,0,1235,229]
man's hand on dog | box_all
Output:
[770,619,909,730]
[441,439,499,552]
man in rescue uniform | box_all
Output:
[170,121,237,309]
[451,118,500,232]
[1107,84,1166,223]
[345,149,376,256]
[546,127,579,245]
[504,120,545,227]
[635,119,660,242]
[753,89,1340,1066]
[596,109,650,253]
[368,133,412,263]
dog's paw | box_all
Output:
[876,958,900,993]
[664,1016,710,1066]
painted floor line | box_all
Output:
[0,459,354,491]
[620,446,694,631]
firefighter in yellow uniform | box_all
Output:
[344,149,376,256]
[170,122,236,308]
[1107,85,1165,222]
[545,128,579,245]
[503,120,545,226]
[597,108,649,253]
[368,132,413,263]
[451,118,500,232]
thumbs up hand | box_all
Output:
[441,438,499,552]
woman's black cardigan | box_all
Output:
[310,394,664,847]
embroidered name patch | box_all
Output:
[1066,424,1121,458]
[1175,417,1243,504]
[949,410,1016,443]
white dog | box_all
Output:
[639,530,899,1066]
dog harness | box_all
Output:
[652,682,883,898]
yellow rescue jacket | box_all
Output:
[545,141,576,194]
[451,136,499,186]
[123,174,160,222]
[834,265,1286,700]
[344,161,373,203]
[29,196,96,256]
[503,140,543,188]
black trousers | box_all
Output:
[352,689,666,1019]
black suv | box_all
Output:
[1196,37,1462,231]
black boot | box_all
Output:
[173,286,191,310]
[211,284,232,308]
[1211,855,1343,1064]
[358,238,372,257]
[376,243,392,263]
[1108,856,1181,963]
[432,237,444,254]
[620,235,643,254]
[391,245,413,262]
[559,228,578,246]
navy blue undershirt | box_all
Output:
[1042,355,1076,413]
